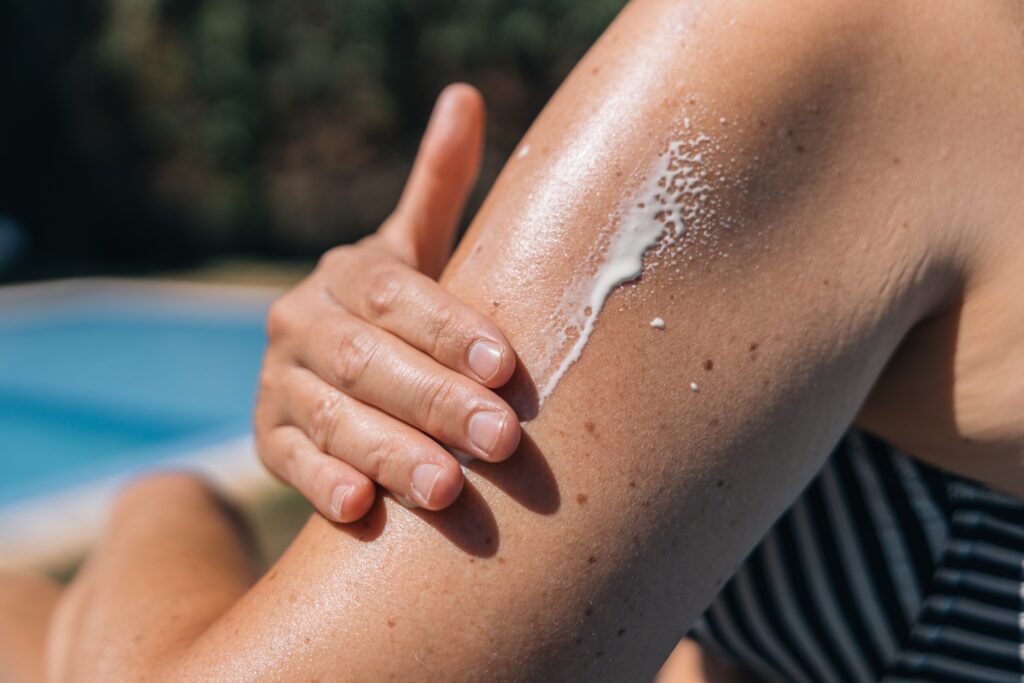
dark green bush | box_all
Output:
[0,0,625,280]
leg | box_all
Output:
[47,474,259,681]
[0,570,61,683]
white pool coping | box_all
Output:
[0,276,283,313]
[0,278,287,571]
[0,436,284,571]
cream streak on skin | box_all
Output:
[536,154,673,403]
[535,126,726,404]
[474,4,731,407]
[447,1,725,408]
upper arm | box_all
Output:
[177,1,964,680]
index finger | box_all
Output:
[327,258,516,389]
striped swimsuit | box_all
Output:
[690,430,1024,682]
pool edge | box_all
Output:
[0,436,284,572]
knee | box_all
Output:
[108,472,252,544]
[110,472,221,521]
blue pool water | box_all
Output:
[0,286,271,505]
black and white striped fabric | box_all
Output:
[690,430,1024,682]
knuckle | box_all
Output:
[308,390,344,453]
[252,405,274,447]
[265,295,294,341]
[331,328,381,390]
[256,362,277,401]
[422,307,458,358]
[281,436,302,469]
[414,374,460,433]
[365,265,408,319]
[365,438,404,483]
[316,246,349,274]
[308,455,337,500]
[254,428,293,481]
[113,473,212,518]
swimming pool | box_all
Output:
[0,279,281,567]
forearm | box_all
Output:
[47,476,259,682]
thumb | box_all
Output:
[381,83,485,278]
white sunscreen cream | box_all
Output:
[535,126,728,404]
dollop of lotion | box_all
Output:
[536,132,719,404]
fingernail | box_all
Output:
[330,485,353,520]
[468,410,505,456]
[411,464,444,507]
[468,340,503,382]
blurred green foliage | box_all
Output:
[0,0,625,280]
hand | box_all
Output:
[254,85,521,522]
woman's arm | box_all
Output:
[50,0,1022,680]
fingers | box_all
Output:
[319,247,516,388]
[382,83,485,277]
[289,290,520,463]
[278,366,465,510]
[259,235,521,519]
[253,83,496,520]
[257,424,377,523]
